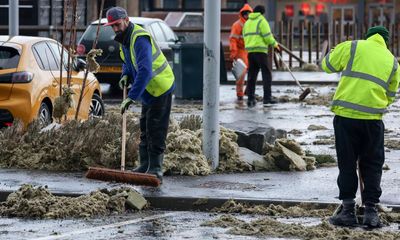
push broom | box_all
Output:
[275,51,311,101]
[85,85,161,187]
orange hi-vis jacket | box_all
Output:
[229,4,253,61]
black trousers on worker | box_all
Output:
[333,115,385,204]
[247,52,273,103]
[139,92,172,156]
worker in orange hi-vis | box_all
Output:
[229,3,253,101]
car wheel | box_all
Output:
[38,102,52,127]
[89,93,105,119]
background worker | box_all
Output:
[242,5,280,108]
[229,3,253,101]
[105,6,175,182]
[321,26,399,228]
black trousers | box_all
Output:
[247,52,272,102]
[333,115,385,204]
[139,92,172,156]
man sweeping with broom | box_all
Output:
[107,6,175,183]
[322,26,399,228]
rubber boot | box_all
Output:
[147,153,163,183]
[363,203,382,228]
[329,203,358,227]
[132,146,149,173]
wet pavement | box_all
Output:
[1,210,399,240]
[0,211,256,240]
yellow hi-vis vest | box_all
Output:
[242,12,277,53]
[322,34,400,120]
[120,24,174,97]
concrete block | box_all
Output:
[274,142,307,171]
[222,120,287,154]
[239,147,264,166]
[125,191,147,210]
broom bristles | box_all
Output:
[85,167,161,187]
[299,88,311,101]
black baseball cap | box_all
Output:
[104,6,128,26]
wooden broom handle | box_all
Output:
[121,85,127,171]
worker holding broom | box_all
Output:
[322,26,399,228]
[242,5,280,108]
[105,6,175,182]
[229,3,253,101]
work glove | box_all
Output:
[120,97,134,114]
[119,75,129,90]
[274,43,281,53]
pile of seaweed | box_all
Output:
[0,184,145,219]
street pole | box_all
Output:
[203,0,220,170]
[9,0,19,37]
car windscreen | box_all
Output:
[81,23,146,42]
[81,24,116,42]
[0,46,20,70]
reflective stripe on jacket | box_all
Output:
[120,24,174,97]
[322,34,400,120]
[242,12,277,53]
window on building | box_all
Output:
[183,0,202,10]
[0,0,38,25]
[226,0,246,9]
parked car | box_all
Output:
[77,17,180,93]
[0,35,104,128]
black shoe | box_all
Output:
[247,99,256,108]
[237,96,243,101]
[147,153,164,183]
[132,146,149,173]
[363,204,382,228]
[329,204,358,227]
[263,99,277,106]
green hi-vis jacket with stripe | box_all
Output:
[120,24,174,98]
[242,12,278,53]
[322,34,400,120]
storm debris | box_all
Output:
[201,214,245,228]
[288,129,303,135]
[206,201,400,239]
[313,139,335,145]
[0,113,140,171]
[306,153,337,167]
[302,63,319,72]
[221,216,400,239]
[255,139,315,171]
[305,92,334,106]
[384,139,400,150]
[0,185,146,219]
[212,200,334,218]
[214,127,252,172]
[179,114,202,131]
[308,125,328,131]
[164,128,211,176]
[86,49,103,73]
[53,87,75,121]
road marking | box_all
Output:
[32,212,176,240]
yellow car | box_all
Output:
[0,36,104,128]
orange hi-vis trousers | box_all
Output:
[236,49,248,97]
